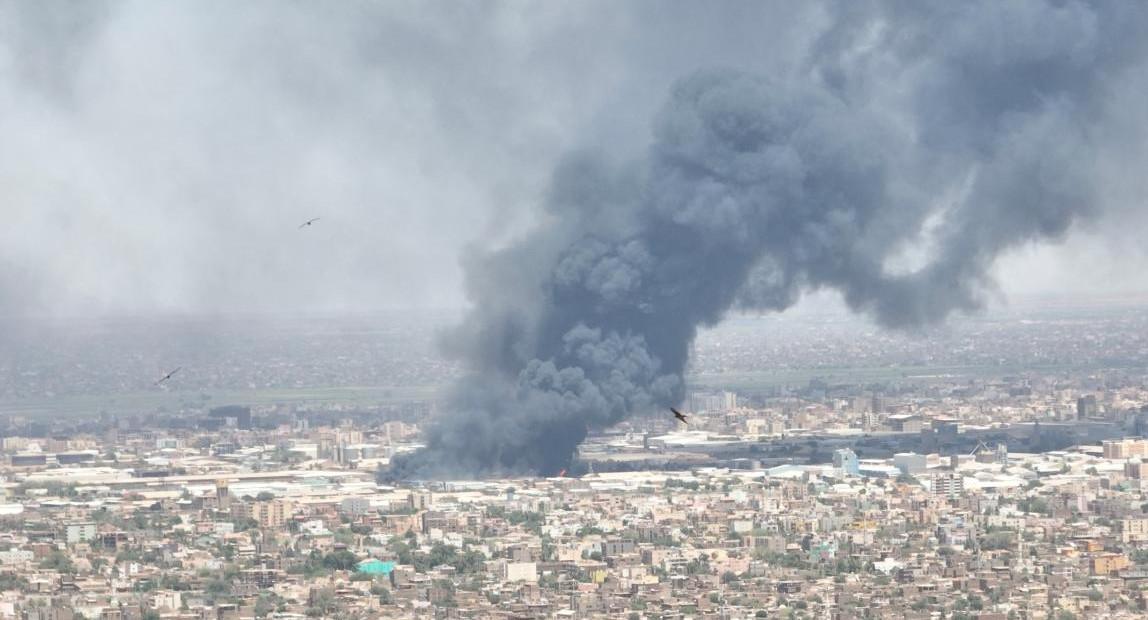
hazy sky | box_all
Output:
[1,1,1145,319]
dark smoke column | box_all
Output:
[387,0,1148,480]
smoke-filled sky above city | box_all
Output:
[2,0,1148,320]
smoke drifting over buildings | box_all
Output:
[388,0,1148,479]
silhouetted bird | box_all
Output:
[298,217,321,229]
[671,407,688,424]
[155,367,182,385]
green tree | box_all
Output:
[322,550,359,571]
[377,587,393,605]
[254,596,273,618]
[0,573,29,591]
[232,517,260,532]
[39,551,75,574]
[205,576,231,595]
[307,588,338,617]
[981,531,1016,550]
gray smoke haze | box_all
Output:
[389,0,1148,479]
[0,1,633,316]
[0,0,833,318]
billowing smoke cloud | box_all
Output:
[0,0,656,317]
[387,0,1148,479]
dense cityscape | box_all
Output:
[0,303,1146,619]
[8,0,1148,618]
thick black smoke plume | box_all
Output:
[386,0,1148,480]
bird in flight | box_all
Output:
[298,218,320,229]
[155,367,182,385]
[671,407,688,424]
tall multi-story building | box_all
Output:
[894,452,927,475]
[932,418,960,436]
[1119,519,1148,543]
[0,549,34,566]
[216,480,231,510]
[689,392,725,414]
[1104,438,1148,460]
[887,415,922,433]
[500,561,538,583]
[340,497,371,516]
[241,568,280,588]
[1125,460,1148,480]
[1091,553,1131,576]
[65,522,97,545]
[932,473,965,500]
[1078,395,1099,420]
[995,443,1009,467]
[833,448,860,476]
[232,500,294,529]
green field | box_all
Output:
[0,385,442,418]
[686,363,1095,392]
[0,362,1119,419]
